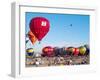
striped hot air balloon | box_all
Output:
[26,48,34,58]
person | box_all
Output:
[35,59,40,67]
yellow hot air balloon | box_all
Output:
[28,30,37,45]
[79,46,86,55]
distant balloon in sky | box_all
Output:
[30,17,50,43]
[70,24,72,26]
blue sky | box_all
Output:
[25,12,89,52]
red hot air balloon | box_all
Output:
[42,46,54,57]
[30,17,50,43]
[73,48,79,55]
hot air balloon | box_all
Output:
[59,47,67,56]
[26,48,34,58]
[79,46,86,55]
[30,17,50,43]
[84,44,90,55]
[73,48,79,55]
[42,46,54,57]
[53,47,60,56]
[67,47,74,55]
[28,30,37,45]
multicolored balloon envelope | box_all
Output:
[26,48,34,58]
[67,47,74,53]
[28,30,37,45]
[30,17,50,42]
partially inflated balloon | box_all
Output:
[79,46,86,55]
[30,17,50,42]
[42,46,54,57]
[53,47,60,56]
[28,31,37,45]
[73,48,79,55]
[67,47,74,55]
[84,44,90,55]
[59,47,67,55]
[68,47,74,53]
